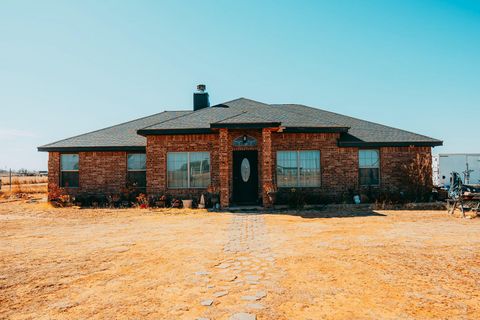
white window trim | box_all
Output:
[276,150,321,188]
[167,151,211,189]
[359,149,381,186]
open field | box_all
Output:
[1,200,479,319]
[0,176,48,185]
[0,183,47,196]
[0,176,47,196]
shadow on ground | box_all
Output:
[225,208,387,219]
[268,210,387,219]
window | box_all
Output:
[277,151,320,187]
[60,154,79,188]
[233,135,257,146]
[359,150,380,186]
[189,152,211,188]
[127,154,146,188]
[167,152,210,188]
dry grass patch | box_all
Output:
[0,176,48,185]
[0,176,47,199]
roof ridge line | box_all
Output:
[140,100,241,130]
[138,110,201,130]
[39,110,188,148]
[269,103,347,127]
[210,111,248,124]
[219,97,272,107]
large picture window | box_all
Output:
[60,154,79,188]
[359,150,380,186]
[127,153,146,188]
[276,150,321,187]
[167,152,210,188]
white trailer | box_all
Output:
[435,154,480,187]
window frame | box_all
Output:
[358,149,381,186]
[276,150,321,188]
[60,153,79,188]
[167,151,211,189]
[126,153,147,189]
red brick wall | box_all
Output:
[146,134,219,198]
[47,152,61,200]
[380,146,432,191]
[218,129,230,207]
[271,132,359,200]
[261,129,273,206]
[48,135,434,205]
[80,152,127,193]
[48,151,127,198]
[146,129,269,207]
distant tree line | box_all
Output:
[0,168,47,176]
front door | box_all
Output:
[232,150,259,205]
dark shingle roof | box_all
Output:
[273,104,442,147]
[38,111,190,151]
[137,98,347,133]
[38,98,442,151]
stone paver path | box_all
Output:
[194,213,280,319]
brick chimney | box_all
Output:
[193,84,210,111]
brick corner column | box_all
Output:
[261,128,273,207]
[146,136,166,196]
[219,128,230,208]
[47,152,60,200]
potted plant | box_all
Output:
[155,194,167,208]
[136,193,149,209]
[198,194,206,209]
[182,194,193,209]
[171,198,182,208]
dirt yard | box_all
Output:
[1,200,479,319]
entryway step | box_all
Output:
[225,206,264,213]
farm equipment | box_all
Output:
[447,172,480,217]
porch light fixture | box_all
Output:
[243,135,247,144]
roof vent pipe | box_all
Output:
[193,84,210,111]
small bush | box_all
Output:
[49,185,73,207]
[275,188,326,209]
[148,194,168,208]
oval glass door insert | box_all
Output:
[241,158,250,182]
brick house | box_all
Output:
[38,86,442,207]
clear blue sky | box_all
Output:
[1,0,479,170]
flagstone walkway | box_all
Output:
[195,213,280,320]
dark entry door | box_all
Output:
[232,151,259,205]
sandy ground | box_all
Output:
[1,200,479,320]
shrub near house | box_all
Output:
[38,86,442,208]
